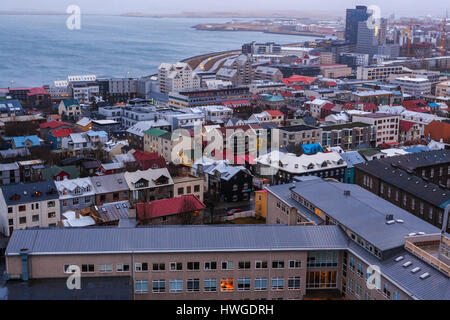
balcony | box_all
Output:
[404,234,450,277]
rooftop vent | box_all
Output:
[408,232,417,237]
[418,232,426,235]
[385,214,394,221]
[386,220,395,225]
[395,256,404,262]
[395,219,404,223]
[411,267,421,273]
[419,273,430,279]
[403,261,412,268]
[344,190,351,196]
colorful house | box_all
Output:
[48,128,73,150]
[339,151,366,184]
[254,189,267,220]
[4,135,41,149]
[41,165,79,181]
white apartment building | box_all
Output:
[190,105,233,123]
[158,62,200,94]
[391,77,432,95]
[0,181,61,237]
[356,65,404,81]
[352,113,399,146]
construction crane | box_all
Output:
[408,19,413,57]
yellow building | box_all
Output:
[254,190,267,220]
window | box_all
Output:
[32,215,39,222]
[8,207,13,214]
[194,185,200,192]
[116,264,129,272]
[237,278,251,291]
[220,278,234,292]
[153,263,165,271]
[221,261,234,270]
[349,256,355,270]
[152,280,166,293]
[73,198,79,205]
[47,201,55,208]
[187,279,200,292]
[306,271,337,288]
[170,279,183,293]
[238,261,251,270]
[357,263,364,278]
[383,283,391,298]
[307,251,338,268]
[272,260,284,269]
[19,205,26,212]
[204,278,217,292]
[8,219,13,226]
[255,261,268,269]
[81,264,94,273]
[135,262,148,272]
[289,260,301,269]
[48,212,56,219]
[187,262,200,271]
[204,261,217,270]
[19,217,26,224]
[255,278,267,291]
[85,197,91,203]
[170,262,182,271]
[99,264,113,273]
[135,280,148,293]
[271,277,284,291]
[393,290,401,300]
[177,187,184,195]
[428,208,433,220]
[288,277,301,290]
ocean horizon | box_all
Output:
[0,15,317,88]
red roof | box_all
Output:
[221,100,251,107]
[27,87,50,96]
[139,158,167,170]
[133,150,160,162]
[402,100,428,110]
[136,195,205,220]
[399,120,415,132]
[291,85,305,91]
[321,103,335,111]
[341,102,378,112]
[265,110,284,117]
[50,128,73,137]
[282,75,317,86]
[40,121,71,129]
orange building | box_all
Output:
[254,189,267,220]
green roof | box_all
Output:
[42,165,79,181]
[358,148,382,158]
[144,128,168,137]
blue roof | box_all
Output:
[62,99,79,107]
[301,143,323,155]
[1,181,59,206]
[7,135,40,148]
[339,151,366,168]
[404,146,431,154]
[85,130,108,137]
[428,102,439,108]
[0,99,24,115]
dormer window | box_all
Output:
[307,163,314,170]
[74,187,81,195]
[321,161,328,168]
[33,191,42,197]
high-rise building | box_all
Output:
[158,62,200,95]
[345,6,370,44]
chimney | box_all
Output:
[344,190,350,196]
[75,210,80,219]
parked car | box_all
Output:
[227,208,243,216]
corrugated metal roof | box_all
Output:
[348,241,450,300]
[286,178,440,252]
[5,225,348,255]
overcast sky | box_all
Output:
[1,0,448,17]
